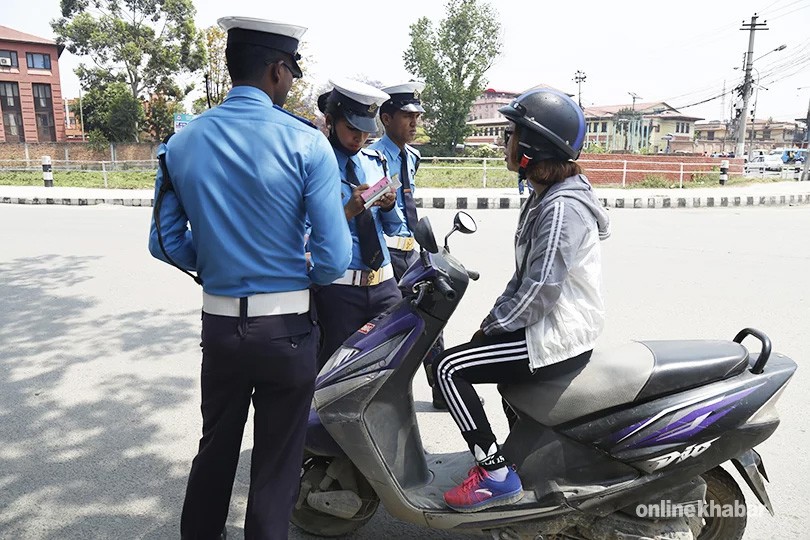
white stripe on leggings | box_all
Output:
[436,339,528,431]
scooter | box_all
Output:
[293,212,797,540]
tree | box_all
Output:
[52,0,205,138]
[404,0,502,152]
[192,26,230,113]
[76,81,144,143]
[145,93,185,143]
[281,45,318,122]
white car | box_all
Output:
[744,154,783,174]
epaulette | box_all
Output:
[273,104,317,129]
[360,148,386,163]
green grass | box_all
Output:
[0,166,791,190]
[0,170,155,189]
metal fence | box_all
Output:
[0,157,801,188]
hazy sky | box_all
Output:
[5,0,810,122]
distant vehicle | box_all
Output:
[744,154,783,173]
[763,147,805,165]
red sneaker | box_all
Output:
[444,466,524,512]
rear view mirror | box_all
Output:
[414,217,439,254]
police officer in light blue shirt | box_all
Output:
[371,81,425,281]
[370,81,449,409]
[147,16,351,540]
[313,78,409,367]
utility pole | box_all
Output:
[573,70,586,108]
[736,13,768,157]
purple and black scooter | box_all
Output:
[292,212,796,540]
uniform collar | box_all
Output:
[380,133,405,155]
[224,85,275,107]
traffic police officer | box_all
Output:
[148,16,351,540]
[314,78,409,367]
[370,82,449,408]
[370,81,424,281]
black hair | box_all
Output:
[225,44,288,83]
[380,102,398,118]
[324,98,345,123]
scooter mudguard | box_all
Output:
[731,449,773,515]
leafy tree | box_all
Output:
[77,81,144,143]
[193,26,230,113]
[145,93,185,143]
[404,0,502,152]
[52,0,205,138]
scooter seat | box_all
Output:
[499,340,749,426]
[633,340,749,401]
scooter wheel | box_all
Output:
[291,454,379,537]
[696,467,746,540]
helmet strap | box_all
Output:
[518,153,533,181]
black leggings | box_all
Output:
[433,328,591,463]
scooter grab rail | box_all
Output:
[733,327,772,374]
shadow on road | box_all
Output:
[0,254,198,539]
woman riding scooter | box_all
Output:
[433,88,611,512]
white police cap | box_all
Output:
[381,81,426,113]
[321,77,390,133]
[218,17,307,77]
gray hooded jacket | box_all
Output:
[481,174,610,369]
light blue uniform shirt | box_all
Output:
[148,86,352,296]
[370,134,420,236]
[333,148,409,271]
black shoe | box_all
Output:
[432,386,448,410]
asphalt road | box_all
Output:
[0,205,808,539]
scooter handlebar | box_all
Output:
[466,269,480,281]
[434,276,457,301]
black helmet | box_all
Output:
[499,88,586,167]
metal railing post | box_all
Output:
[622,160,627,187]
[679,163,684,188]
[102,161,108,188]
[482,158,488,187]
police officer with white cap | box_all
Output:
[370,81,425,281]
[370,82,450,409]
[148,16,351,540]
[313,78,409,367]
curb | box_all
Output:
[2,194,810,209]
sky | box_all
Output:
[5,0,810,123]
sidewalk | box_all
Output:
[1,181,810,209]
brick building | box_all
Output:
[0,25,66,143]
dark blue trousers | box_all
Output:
[181,310,319,540]
[314,279,401,368]
[389,247,419,285]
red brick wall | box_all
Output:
[578,153,746,185]
[0,142,157,162]
[0,40,65,143]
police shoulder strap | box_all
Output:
[153,134,203,286]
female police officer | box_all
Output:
[313,78,410,367]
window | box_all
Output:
[602,121,607,133]
[26,52,51,70]
[32,83,56,142]
[707,131,715,140]
[0,82,24,142]
[0,50,18,68]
